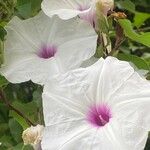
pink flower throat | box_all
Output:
[38,44,57,59]
[87,104,112,127]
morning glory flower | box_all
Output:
[41,0,114,27]
[41,0,96,26]
[41,57,150,150]
[0,11,97,85]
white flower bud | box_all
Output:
[22,125,44,147]
[97,0,114,15]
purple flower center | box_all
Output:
[86,103,112,127]
[37,45,57,59]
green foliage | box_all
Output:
[117,53,149,70]
[0,0,149,149]
[118,19,150,47]
[9,119,23,143]
[16,0,42,19]
[133,12,150,28]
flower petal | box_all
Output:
[94,57,150,130]
[42,121,93,150]
[112,71,150,130]
[43,58,104,125]
[52,17,98,72]
[42,57,149,149]
[41,0,92,20]
[94,56,135,104]
[42,91,85,126]
[1,53,59,84]
[4,12,55,52]
[97,118,148,150]
[0,11,97,84]
[42,118,148,150]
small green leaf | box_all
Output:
[0,103,9,122]
[118,19,150,47]
[9,110,29,130]
[0,27,6,41]
[16,0,32,19]
[9,118,23,143]
[32,87,42,108]
[116,0,136,13]
[134,12,150,28]
[0,134,14,148]
[97,14,109,34]
[117,53,149,70]
[0,40,4,66]
[0,123,9,136]
[94,45,104,58]
[0,75,8,88]
[12,101,37,115]
[31,0,42,15]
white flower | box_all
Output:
[41,0,114,26]
[0,11,97,85]
[41,57,150,150]
[41,0,95,26]
[22,125,44,146]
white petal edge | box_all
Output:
[41,0,93,20]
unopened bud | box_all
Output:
[22,125,44,148]
[97,0,114,15]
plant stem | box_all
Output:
[0,89,35,126]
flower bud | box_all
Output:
[22,125,44,147]
[97,0,114,15]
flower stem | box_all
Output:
[0,89,35,126]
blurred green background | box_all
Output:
[0,0,150,149]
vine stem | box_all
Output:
[0,89,35,126]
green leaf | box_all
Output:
[16,0,41,18]
[30,0,42,15]
[0,40,4,66]
[116,0,150,28]
[12,101,37,115]
[11,101,38,124]
[0,103,8,122]
[0,75,8,88]
[0,134,14,148]
[13,143,24,150]
[118,19,150,47]
[0,27,7,41]
[16,1,32,19]
[117,53,149,70]
[134,12,150,28]
[116,0,136,13]
[97,14,109,34]
[9,110,29,130]
[94,45,104,58]
[32,87,42,108]
[9,118,23,143]
[0,123,9,136]
[145,136,150,150]
[13,143,34,150]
